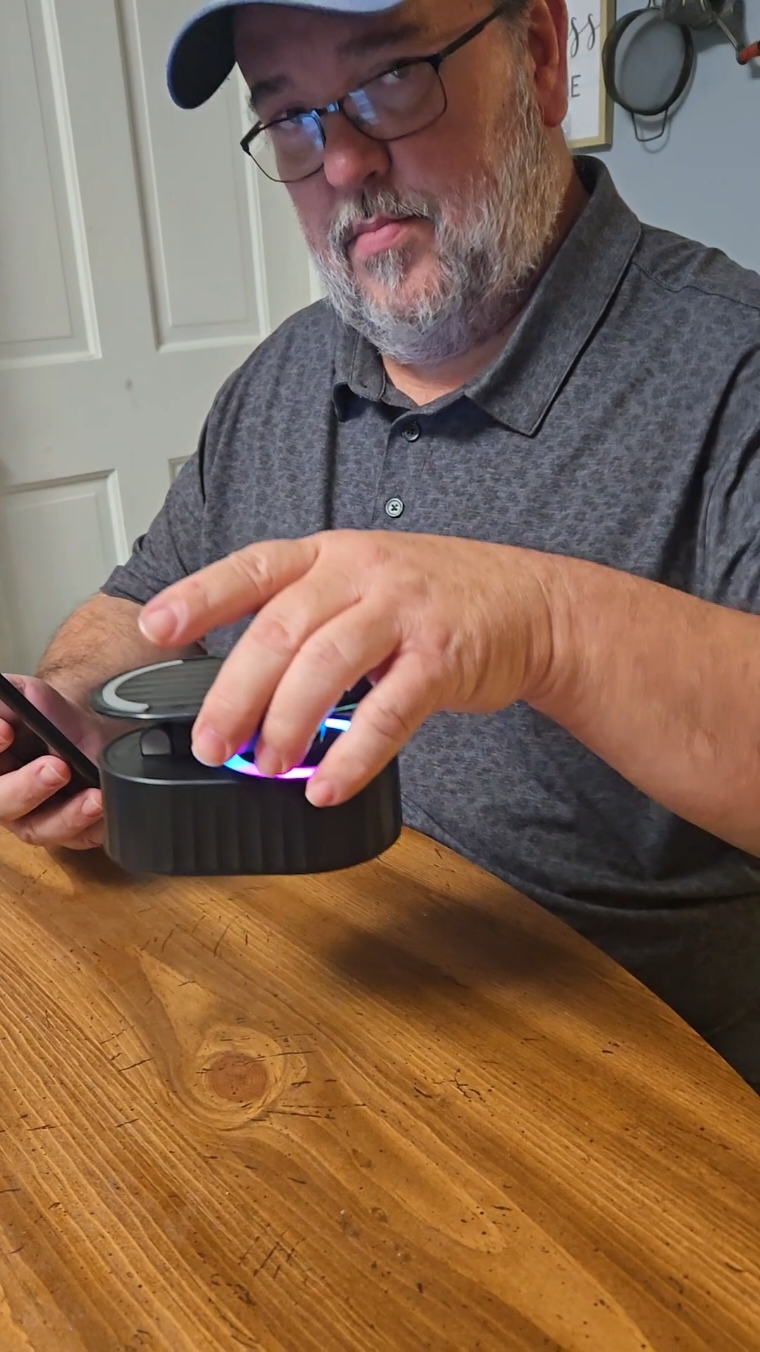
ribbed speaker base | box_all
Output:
[99,731,402,876]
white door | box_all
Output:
[0,0,317,674]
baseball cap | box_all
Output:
[168,0,404,109]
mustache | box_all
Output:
[328,188,438,255]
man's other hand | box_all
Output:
[0,677,105,851]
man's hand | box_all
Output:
[138,531,555,806]
[136,529,760,856]
[0,677,106,850]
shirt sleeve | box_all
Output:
[696,346,760,613]
[100,426,209,605]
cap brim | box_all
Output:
[168,0,403,110]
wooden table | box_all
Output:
[0,830,757,1351]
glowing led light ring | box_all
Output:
[225,756,316,781]
[225,715,353,780]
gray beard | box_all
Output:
[308,64,566,367]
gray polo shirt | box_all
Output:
[103,158,760,1078]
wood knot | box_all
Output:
[203,1052,269,1105]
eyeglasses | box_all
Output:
[240,5,509,184]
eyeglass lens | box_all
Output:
[251,62,446,183]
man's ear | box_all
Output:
[525,0,569,128]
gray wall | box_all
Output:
[594,0,760,273]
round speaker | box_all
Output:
[92,657,402,876]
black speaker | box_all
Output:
[91,657,402,876]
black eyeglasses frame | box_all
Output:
[240,4,511,183]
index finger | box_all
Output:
[139,538,320,648]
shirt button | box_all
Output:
[385,497,405,519]
[403,422,421,442]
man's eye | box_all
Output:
[278,109,310,128]
[379,67,411,85]
[272,118,309,139]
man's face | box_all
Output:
[235,1,568,363]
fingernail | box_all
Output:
[307,779,337,808]
[139,604,181,644]
[82,796,102,818]
[40,764,66,788]
[256,747,285,778]
[192,726,228,766]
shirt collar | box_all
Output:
[332,157,642,433]
[334,320,387,415]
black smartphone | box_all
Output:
[0,673,100,797]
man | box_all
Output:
[2,0,760,1089]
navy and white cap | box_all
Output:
[168,0,403,109]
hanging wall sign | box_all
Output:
[562,0,615,150]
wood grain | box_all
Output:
[0,828,756,1351]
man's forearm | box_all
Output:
[531,555,760,856]
[36,594,198,708]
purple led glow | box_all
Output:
[225,754,316,781]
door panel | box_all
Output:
[0,473,127,675]
[121,0,271,348]
[0,0,98,365]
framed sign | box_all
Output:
[562,0,615,150]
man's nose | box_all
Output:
[320,112,391,191]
